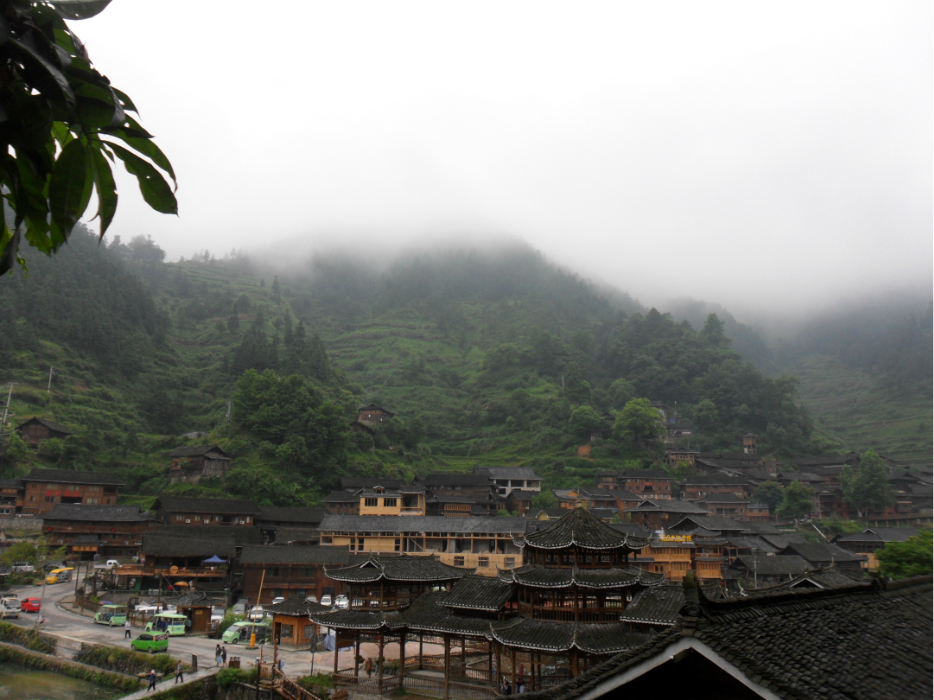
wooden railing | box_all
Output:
[402,676,498,700]
[277,672,329,700]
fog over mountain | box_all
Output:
[72,0,930,316]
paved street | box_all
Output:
[4,582,443,679]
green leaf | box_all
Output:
[104,129,175,186]
[0,222,22,277]
[49,0,114,20]
[9,38,75,112]
[48,137,90,236]
[112,88,138,114]
[90,144,117,237]
[109,143,177,215]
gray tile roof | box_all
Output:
[518,574,933,700]
[142,533,236,558]
[154,496,259,515]
[834,527,919,544]
[519,508,650,551]
[442,574,514,612]
[19,418,73,435]
[777,542,866,564]
[256,506,325,524]
[478,467,541,480]
[668,515,747,533]
[318,514,527,534]
[339,478,408,490]
[324,491,361,503]
[490,618,655,654]
[25,468,122,486]
[500,565,664,590]
[682,475,751,485]
[41,504,155,522]
[619,585,685,626]
[324,554,468,583]
[239,545,353,566]
[269,596,329,617]
[622,499,707,514]
[729,554,811,577]
[167,445,230,458]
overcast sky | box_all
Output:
[76,0,932,316]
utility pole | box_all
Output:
[47,367,55,393]
[0,383,16,428]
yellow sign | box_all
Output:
[660,535,692,542]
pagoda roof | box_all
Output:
[490,618,654,654]
[443,574,514,612]
[517,507,650,551]
[499,565,665,590]
[403,591,498,637]
[308,609,405,630]
[618,585,686,626]
[324,554,470,583]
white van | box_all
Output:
[0,597,19,619]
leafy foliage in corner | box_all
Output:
[216,667,258,689]
[0,0,176,275]
[778,480,814,519]
[877,529,933,579]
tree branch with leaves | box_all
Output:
[0,0,177,275]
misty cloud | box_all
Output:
[74,0,931,315]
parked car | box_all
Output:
[335,595,349,610]
[131,632,169,654]
[271,597,285,605]
[0,597,20,618]
[45,567,74,584]
[11,562,35,573]
[94,604,128,626]
[222,621,271,645]
[247,605,267,622]
[20,598,41,613]
[320,594,332,607]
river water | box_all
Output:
[0,662,125,700]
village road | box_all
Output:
[5,582,443,679]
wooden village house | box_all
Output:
[167,445,232,483]
[153,495,259,526]
[22,468,123,515]
[16,417,73,447]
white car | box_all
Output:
[271,597,285,605]
[247,606,267,622]
[320,594,332,607]
[335,595,349,610]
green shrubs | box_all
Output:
[0,647,139,692]
[216,667,258,689]
[0,621,56,654]
[77,644,183,677]
[298,673,334,690]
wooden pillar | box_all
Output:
[354,635,361,677]
[461,636,466,666]
[333,631,340,674]
[495,642,502,690]
[487,641,493,688]
[399,631,407,684]
[443,635,451,700]
[377,631,385,695]
[571,649,580,677]
[510,648,516,690]
[419,632,424,670]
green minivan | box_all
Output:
[145,612,188,636]
[222,620,271,645]
[94,604,128,626]
[131,632,169,654]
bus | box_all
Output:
[45,567,74,584]
[144,612,188,636]
[94,604,128,626]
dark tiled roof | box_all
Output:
[621,470,671,479]
[429,494,481,504]
[835,527,919,544]
[358,403,394,415]
[158,525,263,546]
[339,478,408,490]
[172,592,226,607]
[19,417,73,435]
[520,574,933,700]
[270,596,329,616]
[309,609,404,630]
[272,528,319,544]
[25,468,122,486]
[619,585,685,626]
[491,618,655,654]
[520,508,649,551]
[500,565,664,590]
[319,514,527,534]
[696,493,748,503]
[748,568,865,594]
[325,554,468,583]
[778,542,866,564]
[324,491,361,503]
[508,491,534,502]
[478,467,541,480]
[403,591,497,637]
[167,445,230,458]
[417,473,492,487]
[154,496,259,515]
[443,574,514,612]
[757,533,808,550]
[609,523,653,538]
[730,554,810,577]
[777,471,824,482]
[668,515,747,533]
[239,545,352,566]
[142,533,236,558]
[256,507,325,524]
[682,475,751,485]
[0,479,21,489]
[41,504,155,522]
[622,499,707,514]
[606,489,640,501]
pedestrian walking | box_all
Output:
[364,657,373,678]
[175,660,184,684]
[124,620,132,639]
[146,669,157,692]
[221,646,227,666]
[215,643,222,667]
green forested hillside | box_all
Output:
[0,231,928,505]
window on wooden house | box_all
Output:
[383,498,397,508]
[364,498,378,507]
[478,557,489,568]
[454,556,465,566]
